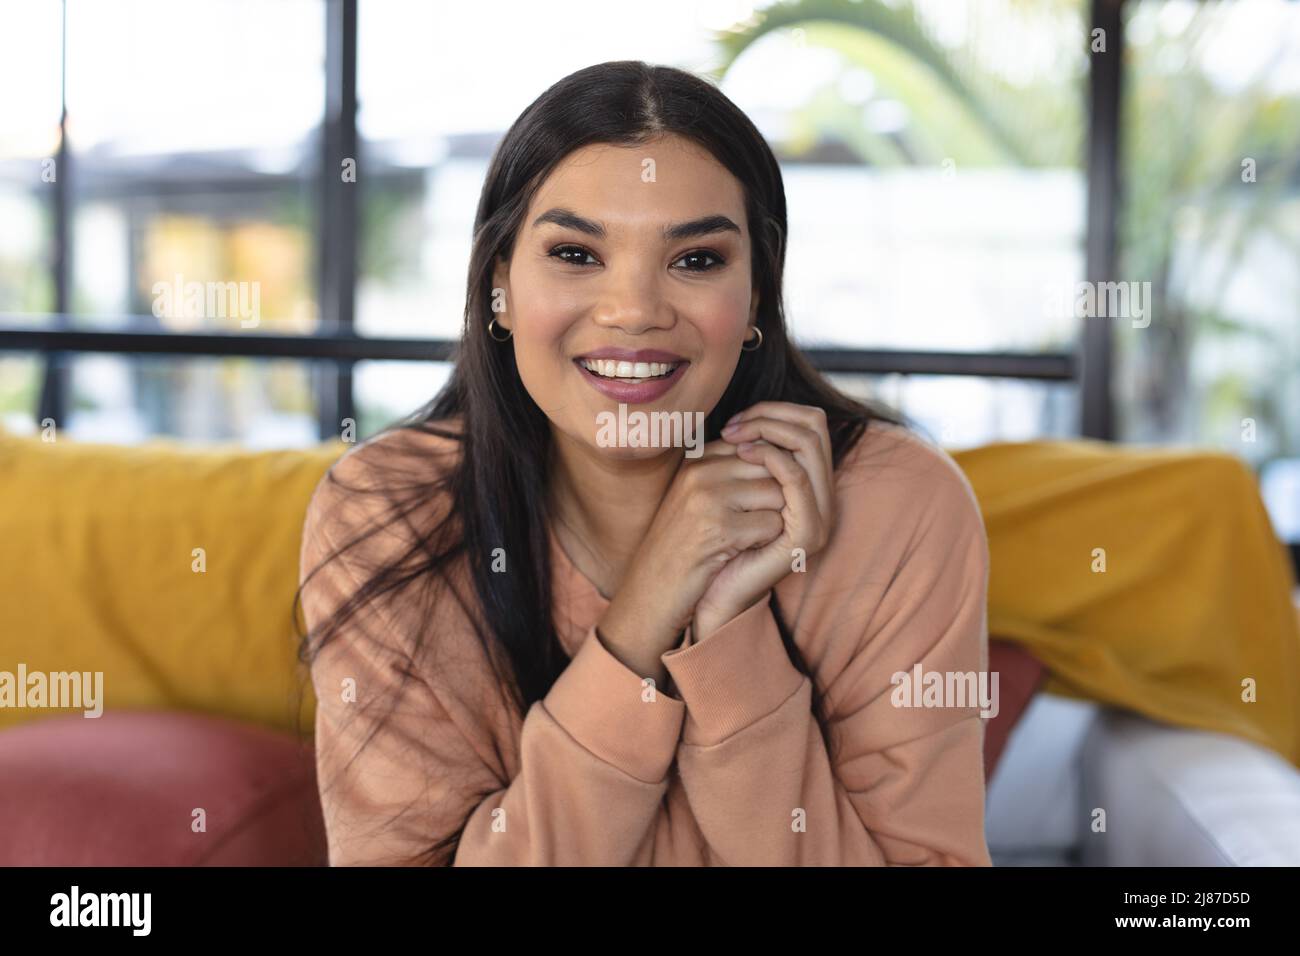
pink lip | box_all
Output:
[575,347,685,363]
[574,357,688,404]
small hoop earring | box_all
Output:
[741,325,763,351]
[487,317,513,342]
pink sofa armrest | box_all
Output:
[0,711,326,866]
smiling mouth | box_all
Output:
[575,358,684,381]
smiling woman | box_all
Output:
[296,60,992,867]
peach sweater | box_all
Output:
[300,420,992,866]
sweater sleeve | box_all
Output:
[661,461,992,866]
[301,463,688,867]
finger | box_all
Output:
[728,400,826,496]
[726,399,827,434]
[723,416,832,523]
[726,401,832,476]
[699,436,776,459]
[726,477,785,513]
[696,437,741,459]
[687,444,773,484]
[735,441,824,550]
[728,509,785,551]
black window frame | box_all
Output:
[4,0,1123,441]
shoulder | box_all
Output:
[301,418,465,574]
[830,419,987,570]
[320,417,463,491]
[300,417,508,726]
[796,421,988,683]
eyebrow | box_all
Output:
[531,207,742,242]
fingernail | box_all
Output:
[725,413,741,425]
[737,442,754,453]
[722,422,739,435]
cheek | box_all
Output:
[510,274,578,358]
[690,281,753,346]
[513,272,575,338]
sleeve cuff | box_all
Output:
[661,592,806,746]
[542,624,686,783]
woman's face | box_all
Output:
[491,132,759,459]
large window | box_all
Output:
[0,1,61,432]
[56,0,324,444]
[350,0,1086,441]
[3,0,1294,506]
[1117,0,1300,464]
[1117,0,1300,545]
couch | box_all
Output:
[2,427,1297,866]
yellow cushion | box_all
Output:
[0,429,345,736]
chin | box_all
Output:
[591,442,678,461]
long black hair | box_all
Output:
[297,60,906,865]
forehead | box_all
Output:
[528,135,748,235]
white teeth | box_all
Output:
[580,358,680,380]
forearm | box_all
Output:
[597,584,689,692]
[456,624,687,865]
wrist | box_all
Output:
[595,623,669,690]
[599,589,683,689]
[604,584,681,648]
[692,589,770,640]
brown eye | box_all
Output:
[673,250,724,272]
[549,244,599,267]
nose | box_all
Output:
[591,259,676,335]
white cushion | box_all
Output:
[985,693,1101,854]
[1078,709,1300,866]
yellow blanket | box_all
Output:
[953,438,1300,769]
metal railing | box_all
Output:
[0,322,1075,380]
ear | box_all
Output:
[749,290,761,325]
[490,254,513,330]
